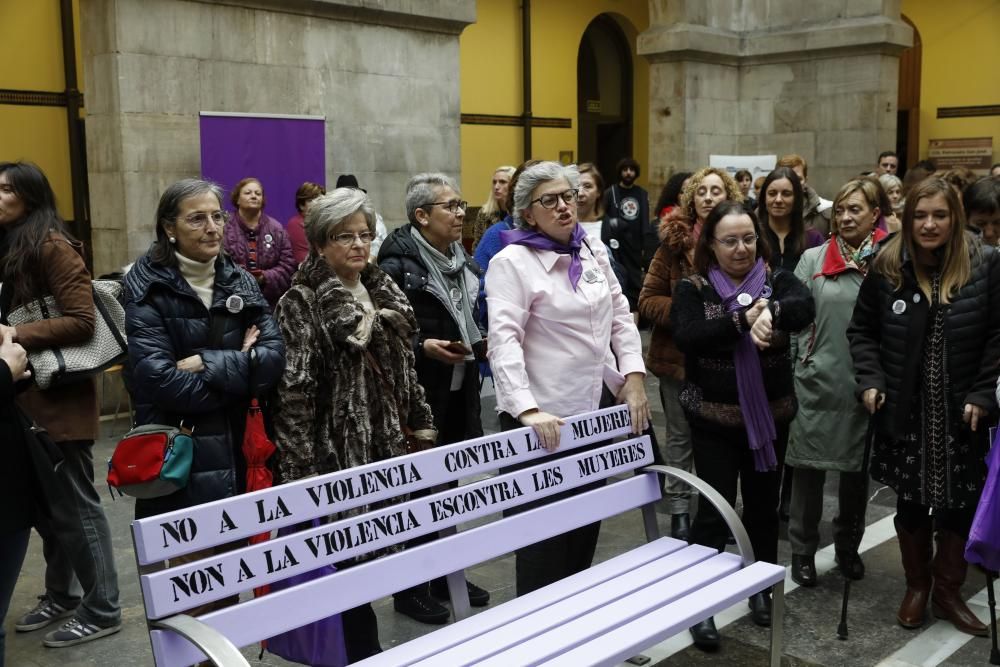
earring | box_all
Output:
[169,236,176,244]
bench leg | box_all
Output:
[640,503,661,543]
[152,615,250,667]
[437,525,473,621]
[770,581,785,667]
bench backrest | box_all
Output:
[132,405,634,565]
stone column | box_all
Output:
[81,0,475,275]
[640,0,912,198]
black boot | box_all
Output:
[790,554,817,587]
[670,513,691,542]
[748,591,772,627]
[689,617,720,650]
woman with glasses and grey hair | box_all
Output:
[378,173,491,623]
[486,160,651,596]
[273,187,436,661]
[124,178,285,526]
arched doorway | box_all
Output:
[577,15,633,184]
[897,15,922,172]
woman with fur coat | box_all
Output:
[273,187,436,662]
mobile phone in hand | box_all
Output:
[444,341,470,354]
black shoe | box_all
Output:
[393,590,450,625]
[790,554,817,587]
[836,550,866,580]
[429,578,491,607]
[748,592,772,627]
[670,513,691,542]
[688,617,720,650]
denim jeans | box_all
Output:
[33,440,121,628]
[0,528,30,666]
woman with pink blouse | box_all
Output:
[486,160,651,596]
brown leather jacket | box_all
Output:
[638,208,696,380]
[13,234,99,443]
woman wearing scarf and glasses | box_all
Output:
[671,201,814,650]
[378,173,491,624]
[784,179,887,590]
[485,161,651,596]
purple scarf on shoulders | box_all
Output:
[501,224,588,291]
[707,258,778,472]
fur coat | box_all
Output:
[273,256,435,483]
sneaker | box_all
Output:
[15,596,75,632]
[43,617,122,648]
[393,591,450,625]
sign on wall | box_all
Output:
[199,112,326,227]
[927,137,994,172]
[709,154,777,180]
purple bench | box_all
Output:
[131,405,785,666]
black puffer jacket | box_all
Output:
[378,225,484,442]
[123,252,285,519]
[848,239,1000,439]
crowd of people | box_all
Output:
[1,151,999,664]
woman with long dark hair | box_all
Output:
[0,161,122,648]
[849,178,1000,636]
[757,167,825,271]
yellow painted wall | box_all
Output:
[459,0,650,206]
[0,1,84,220]
[901,0,1000,166]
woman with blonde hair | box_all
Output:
[472,165,515,247]
[849,178,1000,636]
[786,178,888,588]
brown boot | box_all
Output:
[931,530,989,636]
[895,516,933,628]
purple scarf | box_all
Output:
[501,224,587,291]
[707,258,778,472]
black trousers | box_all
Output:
[498,411,604,596]
[688,423,788,564]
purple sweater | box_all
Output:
[223,212,296,309]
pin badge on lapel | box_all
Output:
[737,293,753,307]
[226,295,245,314]
[891,299,906,315]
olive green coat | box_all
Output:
[786,241,870,471]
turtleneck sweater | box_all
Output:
[176,252,215,309]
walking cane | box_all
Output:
[987,570,1000,664]
[837,416,876,640]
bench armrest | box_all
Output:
[151,615,250,667]
[642,465,756,566]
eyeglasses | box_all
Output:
[182,210,228,228]
[427,200,468,214]
[713,233,758,250]
[530,189,579,209]
[331,231,375,247]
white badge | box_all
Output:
[891,299,906,315]
[737,293,753,307]
[609,238,620,250]
[583,269,604,284]
[912,293,921,303]
[264,234,273,243]
[226,295,245,314]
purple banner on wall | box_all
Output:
[199,112,326,227]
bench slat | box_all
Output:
[540,562,787,667]
[354,537,688,667]
[148,473,663,667]
[406,545,725,667]
[449,552,744,667]
[134,405,634,564]
[141,436,653,619]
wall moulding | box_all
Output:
[199,0,475,35]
